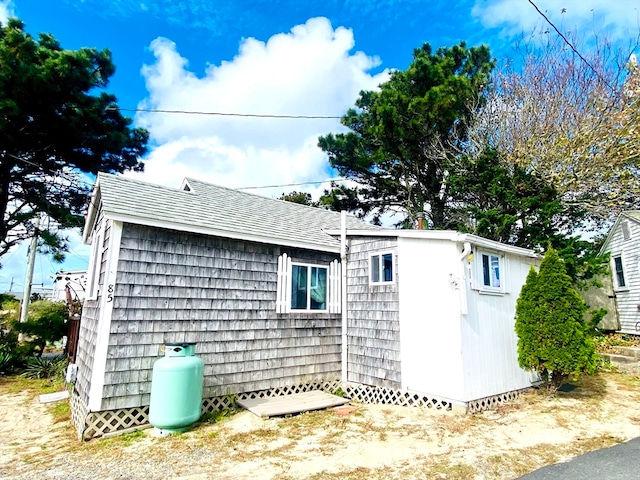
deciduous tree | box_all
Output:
[469,34,640,223]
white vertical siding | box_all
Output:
[605,219,640,335]
[460,250,537,401]
[397,237,465,401]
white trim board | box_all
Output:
[88,220,123,412]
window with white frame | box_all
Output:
[479,251,501,290]
[291,264,328,311]
[85,221,105,300]
[370,252,394,284]
[613,255,626,288]
[276,254,341,313]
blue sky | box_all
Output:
[1,0,639,292]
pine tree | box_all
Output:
[515,247,599,391]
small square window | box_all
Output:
[370,252,394,284]
[613,256,626,288]
[480,253,501,289]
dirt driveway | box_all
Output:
[1,372,639,480]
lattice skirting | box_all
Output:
[342,383,453,410]
[73,380,526,440]
[465,388,529,414]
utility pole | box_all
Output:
[20,216,40,323]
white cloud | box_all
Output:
[0,0,14,24]
[132,17,389,198]
[473,0,640,41]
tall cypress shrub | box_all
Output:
[515,247,598,391]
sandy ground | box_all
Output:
[1,371,640,480]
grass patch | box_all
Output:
[0,374,65,396]
[50,399,71,423]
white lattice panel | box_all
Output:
[74,379,527,440]
[466,388,528,413]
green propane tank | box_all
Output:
[149,343,204,435]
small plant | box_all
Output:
[332,387,348,398]
[23,355,67,379]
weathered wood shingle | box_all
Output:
[345,237,401,389]
[101,224,342,410]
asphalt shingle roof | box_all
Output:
[95,173,375,251]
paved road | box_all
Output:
[519,436,640,480]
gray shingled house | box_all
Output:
[72,173,371,439]
[72,173,540,440]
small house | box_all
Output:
[71,173,540,440]
[598,211,640,335]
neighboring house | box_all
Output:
[71,173,540,440]
[599,211,640,335]
[53,270,88,303]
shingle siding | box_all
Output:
[345,237,401,389]
[100,223,342,410]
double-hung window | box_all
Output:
[291,264,328,311]
[613,255,626,289]
[370,252,394,285]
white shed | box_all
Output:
[336,229,541,410]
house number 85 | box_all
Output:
[106,284,114,302]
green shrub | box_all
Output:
[515,246,599,392]
[23,354,67,379]
[11,300,68,356]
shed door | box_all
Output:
[581,274,620,331]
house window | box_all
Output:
[613,256,626,288]
[622,221,631,241]
[370,252,394,284]
[276,254,341,314]
[291,264,328,311]
[85,222,105,300]
[480,252,501,289]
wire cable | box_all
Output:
[109,106,342,119]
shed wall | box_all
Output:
[345,237,401,389]
[460,249,537,401]
[396,237,465,400]
[605,218,640,335]
[102,224,342,410]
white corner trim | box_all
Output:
[88,220,123,412]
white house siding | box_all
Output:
[460,250,537,401]
[605,218,640,335]
[345,237,401,389]
[99,224,342,411]
[397,237,465,401]
[75,215,110,409]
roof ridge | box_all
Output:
[183,176,351,218]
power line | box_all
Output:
[237,178,349,190]
[527,0,614,92]
[110,106,342,119]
